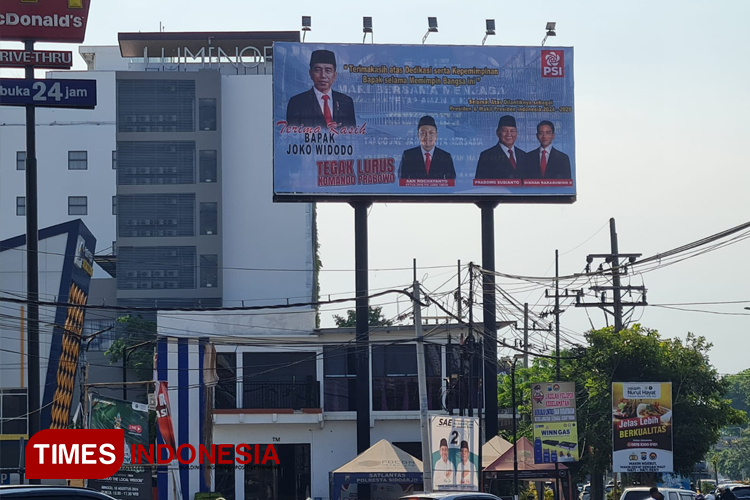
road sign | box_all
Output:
[0,78,96,109]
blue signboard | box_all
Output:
[273,43,575,203]
[0,78,96,109]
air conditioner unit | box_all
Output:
[157,231,165,237]
[166,281,178,289]
[152,281,165,289]
[167,230,178,236]
[166,146,177,153]
[140,270,152,278]
[139,282,152,289]
[166,199,177,205]
[166,251,177,257]
[166,270,179,277]
[138,115,151,122]
[125,271,138,278]
[142,231,152,237]
[125,115,137,123]
[153,270,165,278]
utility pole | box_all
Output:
[575,218,646,500]
[522,304,552,369]
[413,261,433,493]
[576,218,646,332]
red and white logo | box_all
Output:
[541,50,564,78]
[25,429,124,479]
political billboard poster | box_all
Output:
[430,416,479,491]
[612,382,674,473]
[531,382,579,463]
[273,42,575,203]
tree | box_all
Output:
[333,306,393,327]
[711,427,750,480]
[498,325,746,484]
[105,315,157,381]
[725,369,750,414]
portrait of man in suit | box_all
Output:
[474,115,527,180]
[526,120,572,179]
[285,49,356,129]
[398,115,456,181]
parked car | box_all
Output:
[0,485,116,499]
[400,493,503,500]
[717,485,750,499]
[620,487,697,500]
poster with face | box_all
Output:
[430,416,479,491]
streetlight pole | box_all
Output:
[511,354,524,500]
[122,340,153,400]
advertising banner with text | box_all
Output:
[430,416,480,491]
[531,382,579,463]
[612,382,673,473]
[273,42,575,202]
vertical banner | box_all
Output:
[531,382,579,463]
[612,382,673,473]
[430,416,479,491]
[87,395,153,500]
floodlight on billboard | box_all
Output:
[273,42,576,203]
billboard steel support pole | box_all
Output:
[24,39,41,486]
[352,201,371,500]
[479,202,498,439]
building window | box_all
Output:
[215,353,237,410]
[243,352,318,410]
[372,344,442,411]
[199,202,218,235]
[16,197,26,216]
[200,254,218,288]
[198,98,217,131]
[0,388,28,435]
[112,196,117,215]
[16,151,26,170]
[112,150,117,169]
[68,196,88,215]
[324,346,357,411]
[199,150,217,183]
[68,151,88,170]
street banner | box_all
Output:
[612,382,674,473]
[0,78,97,109]
[273,42,575,202]
[531,382,579,463]
[430,416,479,491]
[88,395,152,500]
[0,0,92,43]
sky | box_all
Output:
[2,0,748,373]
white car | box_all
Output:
[620,487,697,500]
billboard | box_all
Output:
[430,416,479,491]
[0,0,91,43]
[88,395,153,500]
[273,42,575,203]
[612,382,673,473]
[531,382,579,463]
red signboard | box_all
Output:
[0,49,73,68]
[0,0,91,43]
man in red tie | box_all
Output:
[285,49,356,129]
[474,115,528,180]
[526,120,572,179]
[398,115,456,181]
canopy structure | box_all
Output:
[483,438,573,500]
[330,440,424,500]
[482,436,513,469]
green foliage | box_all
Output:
[497,325,746,481]
[105,315,156,382]
[725,369,750,414]
[711,426,750,480]
[333,306,393,327]
[194,493,225,500]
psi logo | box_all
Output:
[541,50,564,78]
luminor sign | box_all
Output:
[0,0,91,43]
[139,45,272,70]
